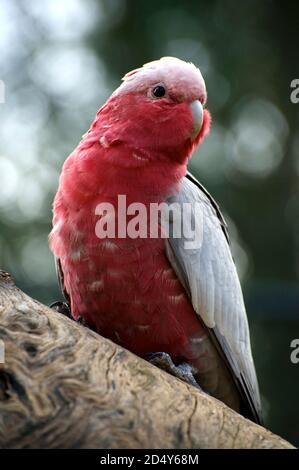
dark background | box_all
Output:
[0,0,298,446]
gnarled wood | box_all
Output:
[0,271,294,449]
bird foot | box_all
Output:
[50,301,72,318]
[145,351,202,391]
[50,301,95,330]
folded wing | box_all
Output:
[165,172,262,424]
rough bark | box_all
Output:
[0,271,294,449]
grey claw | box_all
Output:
[145,351,203,391]
[50,301,72,318]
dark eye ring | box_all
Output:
[152,85,166,98]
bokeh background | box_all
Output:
[0,0,298,446]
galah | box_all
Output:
[49,57,262,424]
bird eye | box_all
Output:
[152,85,166,98]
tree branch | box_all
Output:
[0,271,293,449]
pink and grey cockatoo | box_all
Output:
[49,57,262,424]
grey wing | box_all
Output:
[165,172,262,424]
[54,256,70,303]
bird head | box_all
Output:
[93,57,211,165]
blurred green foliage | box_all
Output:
[0,0,298,446]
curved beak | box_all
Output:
[190,100,204,140]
